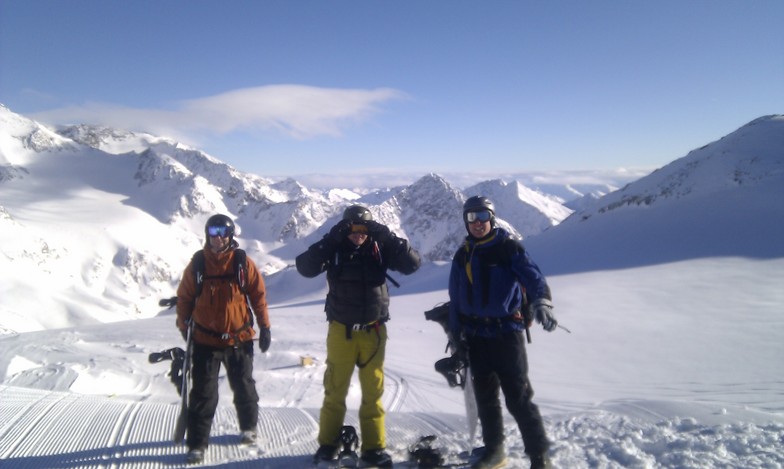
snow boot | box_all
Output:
[529,453,552,469]
[186,448,204,464]
[471,445,506,469]
[313,444,339,464]
[240,430,257,445]
[360,448,393,467]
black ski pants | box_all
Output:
[468,331,549,456]
[186,341,259,450]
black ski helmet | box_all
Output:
[343,205,373,222]
[205,214,235,241]
[462,196,496,228]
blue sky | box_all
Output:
[2,1,782,182]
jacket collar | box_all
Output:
[465,227,504,248]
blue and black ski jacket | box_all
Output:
[448,228,551,339]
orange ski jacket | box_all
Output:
[176,245,269,347]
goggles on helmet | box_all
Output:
[465,210,492,223]
[207,226,230,237]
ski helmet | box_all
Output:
[462,196,496,228]
[343,205,373,222]
[205,214,235,240]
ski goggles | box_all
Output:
[351,224,368,234]
[207,226,231,237]
[465,210,492,223]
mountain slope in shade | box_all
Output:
[526,115,784,274]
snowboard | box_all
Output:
[463,367,479,442]
[173,320,193,443]
[424,302,478,442]
[147,297,192,444]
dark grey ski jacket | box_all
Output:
[296,229,420,325]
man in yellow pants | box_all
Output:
[296,205,420,468]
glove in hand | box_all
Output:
[531,299,557,332]
[328,219,352,245]
[258,327,271,353]
[366,220,391,243]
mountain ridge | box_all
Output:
[2,104,782,333]
[527,114,784,274]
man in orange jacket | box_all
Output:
[176,214,271,464]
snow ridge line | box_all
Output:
[385,372,409,413]
[111,401,144,449]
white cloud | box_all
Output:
[29,85,407,142]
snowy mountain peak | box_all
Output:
[56,124,169,154]
[380,173,466,261]
[0,106,75,161]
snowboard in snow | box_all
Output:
[408,435,484,468]
[463,367,479,443]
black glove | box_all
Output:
[258,327,271,353]
[531,298,557,332]
[327,219,352,245]
[366,220,391,243]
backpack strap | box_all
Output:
[231,249,254,328]
[232,249,248,294]
[454,237,525,308]
[192,249,248,295]
[190,249,255,332]
[191,251,206,299]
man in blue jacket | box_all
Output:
[449,196,557,469]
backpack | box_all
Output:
[191,248,248,297]
[453,236,528,312]
[190,249,254,330]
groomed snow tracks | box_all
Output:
[0,385,468,468]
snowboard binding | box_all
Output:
[425,302,469,389]
[434,353,468,389]
[337,425,359,466]
[148,347,186,395]
[409,435,445,468]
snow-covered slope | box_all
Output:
[527,115,784,274]
[1,259,782,468]
[2,106,783,468]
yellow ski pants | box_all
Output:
[318,320,387,451]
